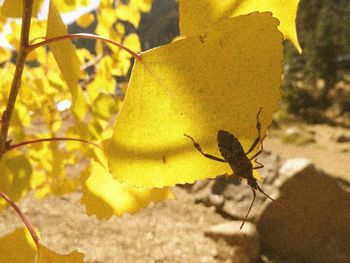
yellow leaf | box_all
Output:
[91,93,118,120]
[0,151,32,210]
[0,46,10,63]
[37,244,85,263]
[123,33,141,55]
[0,228,36,263]
[106,13,283,187]
[0,228,85,263]
[116,4,141,27]
[1,0,43,18]
[81,162,173,219]
[76,13,95,28]
[46,0,87,119]
[55,0,91,13]
[179,0,301,52]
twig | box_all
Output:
[0,0,34,160]
[28,33,142,61]
[0,191,40,246]
[8,137,102,150]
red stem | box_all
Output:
[28,33,142,61]
[8,137,101,150]
[0,191,40,246]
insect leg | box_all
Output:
[249,135,266,160]
[253,159,264,169]
[245,137,260,155]
[184,134,226,163]
[240,188,256,229]
[256,185,298,218]
[245,107,263,155]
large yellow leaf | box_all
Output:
[179,0,301,52]
[46,0,87,119]
[106,12,283,187]
[81,161,173,219]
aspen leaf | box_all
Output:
[106,13,283,187]
[81,161,173,219]
[37,244,85,263]
[91,93,118,120]
[46,0,87,119]
[179,0,301,52]
[0,151,32,211]
[76,13,95,28]
[0,0,43,18]
[0,228,36,263]
[0,228,85,263]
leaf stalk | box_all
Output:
[0,191,40,246]
[28,33,142,61]
[8,137,102,150]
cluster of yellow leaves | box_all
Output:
[0,0,154,207]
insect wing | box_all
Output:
[217,130,246,164]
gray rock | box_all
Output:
[257,158,350,263]
[205,221,260,263]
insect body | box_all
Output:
[185,108,285,229]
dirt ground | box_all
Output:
[0,123,349,262]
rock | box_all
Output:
[208,194,225,209]
[191,179,211,193]
[193,152,281,221]
[205,221,260,263]
[335,134,350,143]
[256,152,281,184]
[257,158,350,263]
[282,127,316,145]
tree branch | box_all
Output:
[0,0,35,159]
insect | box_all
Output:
[185,107,288,229]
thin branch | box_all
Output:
[0,0,35,160]
[8,137,102,150]
[28,33,142,61]
[0,191,40,246]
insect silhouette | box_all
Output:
[185,107,289,229]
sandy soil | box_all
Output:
[0,123,349,262]
[266,123,350,181]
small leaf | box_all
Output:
[76,13,95,28]
[46,0,87,119]
[81,162,173,219]
[179,0,301,52]
[0,228,85,263]
[106,13,283,187]
[91,93,118,120]
[0,0,43,18]
[0,151,32,211]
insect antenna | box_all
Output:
[256,185,299,218]
[240,188,256,229]
[240,185,299,229]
